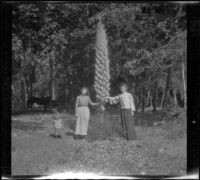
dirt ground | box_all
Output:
[11,111,186,176]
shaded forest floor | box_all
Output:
[12,110,186,176]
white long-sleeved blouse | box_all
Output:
[109,92,135,111]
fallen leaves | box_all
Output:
[11,112,186,176]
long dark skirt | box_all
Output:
[120,109,137,140]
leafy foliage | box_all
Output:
[12,2,186,112]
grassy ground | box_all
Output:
[11,109,186,176]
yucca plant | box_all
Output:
[94,20,110,123]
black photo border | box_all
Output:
[1,1,199,179]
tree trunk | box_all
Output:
[181,56,187,110]
[135,96,138,113]
[162,67,172,110]
[131,83,138,112]
[152,81,159,113]
[20,78,27,110]
[30,81,33,97]
[50,47,56,100]
[146,74,151,108]
[150,95,153,108]
[138,91,142,112]
[27,65,35,99]
[161,87,165,108]
[147,90,151,107]
[173,89,178,109]
[141,88,145,113]
[24,73,30,99]
[52,76,56,99]
[132,80,139,113]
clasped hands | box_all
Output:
[105,96,134,116]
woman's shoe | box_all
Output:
[73,135,81,140]
[56,135,61,138]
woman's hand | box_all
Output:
[105,97,110,103]
[100,105,105,111]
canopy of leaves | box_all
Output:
[12,2,186,108]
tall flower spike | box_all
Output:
[94,20,110,105]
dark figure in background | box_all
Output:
[27,96,51,111]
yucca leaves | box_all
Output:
[94,20,110,103]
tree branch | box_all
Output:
[126,30,186,68]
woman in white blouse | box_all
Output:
[106,83,137,140]
[75,87,99,139]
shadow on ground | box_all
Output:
[134,113,163,126]
[12,109,54,116]
[65,131,74,136]
[12,108,74,116]
[12,120,44,131]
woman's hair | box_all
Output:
[81,86,89,95]
[120,82,128,90]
